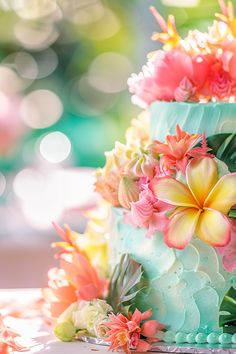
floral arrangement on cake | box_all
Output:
[43,117,236,352]
[42,1,236,352]
[128,0,236,107]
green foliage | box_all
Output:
[220,287,236,334]
[107,254,146,314]
[206,133,236,172]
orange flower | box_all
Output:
[150,157,236,249]
[150,6,181,50]
[43,225,108,319]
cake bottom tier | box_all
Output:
[110,208,236,342]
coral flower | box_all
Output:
[43,251,108,319]
[150,157,236,249]
[152,125,211,173]
[104,309,164,354]
[42,267,78,319]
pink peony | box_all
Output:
[217,219,236,272]
[128,50,210,107]
[125,187,171,237]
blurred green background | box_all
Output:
[0,0,234,232]
[1,0,235,287]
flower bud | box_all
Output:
[54,321,76,342]
[118,176,140,209]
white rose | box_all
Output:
[72,300,112,336]
[57,302,79,324]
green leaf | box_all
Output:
[219,287,236,333]
[229,209,236,219]
[107,254,146,314]
[206,133,236,172]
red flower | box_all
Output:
[104,309,164,354]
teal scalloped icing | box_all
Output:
[110,208,236,337]
[150,102,236,141]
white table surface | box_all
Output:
[0,289,169,354]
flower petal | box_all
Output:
[141,320,164,337]
[204,173,236,214]
[136,339,151,352]
[164,208,201,249]
[196,209,231,247]
[186,158,218,206]
[150,177,198,208]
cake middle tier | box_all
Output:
[150,101,236,141]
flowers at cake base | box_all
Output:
[54,299,112,341]
[150,157,236,249]
[104,309,164,354]
[43,223,108,319]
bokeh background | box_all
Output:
[0,0,230,288]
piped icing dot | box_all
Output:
[163,331,176,343]
[175,332,187,343]
[195,333,207,344]
[219,333,232,344]
[186,333,196,343]
[232,333,236,344]
[207,332,219,344]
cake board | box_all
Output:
[80,337,236,353]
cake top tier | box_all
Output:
[128,1,236,107]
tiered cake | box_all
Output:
[43,2,236,353]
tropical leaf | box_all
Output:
[219,287,236,334]
[229,209,236,219]
[107,254,146,314]
[205,133,236,172]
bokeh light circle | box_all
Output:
[39,131,71,164]
[88,52,133,93]
[20,89,63,129]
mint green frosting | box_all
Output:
[150,101,236,141]
[110,101,236,344]
[111,208,236,337]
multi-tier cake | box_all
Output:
[43,1,236,353]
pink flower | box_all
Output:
[217,219,236,272]
[152,125,212,173]
[210,67,233,99]
[174,77,196,102]
[104,309,164,354]
[125,187,171,237]
[128,50,210,107]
